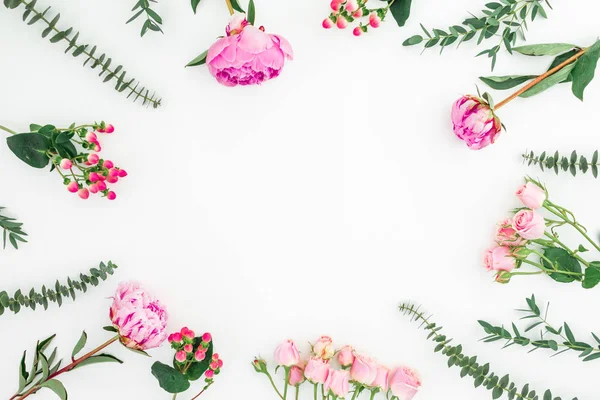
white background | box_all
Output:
[1,0,599,399]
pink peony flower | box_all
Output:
[484,245,516,272]
[350,354,378,385]
[516,182,547,210]
[313,336,334,360]
[288,360,306,386]
[324,369,350,398]
[59,159,73,170]
[452,95,502,150]
[304,357,330,384]
[512,209,546,240]
[371,365,389,391]
[274,339,300,366]
[109,281,168,350]
[388,367,422,400]
[495,217,527,247]
[206,16,293,87]
[337,345,355,367]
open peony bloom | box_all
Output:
[110,281,168,350]
[206,15,293,87]
[452,95,502,150]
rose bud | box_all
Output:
[451,95,502,150]
[313,336,334,360]
[288,361,306,386]
[350,354,378,385]
[484,246,516,272]
[516,182,547,210]
[274,339,300,367]
[304,357,330,384]
[512,209,546,240]
[371,365,389,391]
[388,367,422,400]
[338,345,355,367]
[324,369,349,398]
[495,270,512,284]
[252,357,268,373]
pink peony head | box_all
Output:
[495,217,527,247]
[206,16,293,87]
[516,182,547,210]
[350,354,378,385]
[274,339,300,366]
[371,365,389,391]
[484,245,516,272]
[512,209,545,240]
[452,95,502,150]
[109,281,168,350]
[304,357,330,384]
[324,369,350,398]
[337,345,355,367]
[313,335,334,360]
[388,367,422,400]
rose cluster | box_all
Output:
[322,0,387,36]
[254,335,421,399]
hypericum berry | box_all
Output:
[205,370,215,379]
[217,359,223,368]
[322,17,334,29]
[67,181,79,193]
[108,168,120,178]
[353,26,363,36]
[336,15,348,29]
[345,0,359,12]
[353,9,363,17]
[97,181,107,191]
[184,344,193,353]
[175,350,187,363]
[94,144,101,152]
[212,353,219,361]
[106,175,119,184]
[107,191,117,200]
[85,131,97,142]
[103,160,114,169]
[59,159,73,170]
[202,333,212,342]
[330,0,341,11]
[88,154,100,164]
[88,183,99,194]
[78,188,90,200]
[181,327,195,339]
[89,172,100,182]
[170,332,183,343]
[369,13,381,28]
[118,169,128,178]
[210,361,219,370]
[195,350,206,362]
[104,124,114,134]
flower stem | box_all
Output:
[225,0,234,15]
[543,232,591,268]
[545,201,600,253]
[0,124,16,135]
[369,391,376,400]
[313,384,318,400]
[12,335,119,400]
[283,368,290,400]
[495,48,588,110]
[172,394,178,400]
[295,386,299,400]
[264,371,284,400]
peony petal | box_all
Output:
[207,36,237,64]
[237,26,274,54]
[271,34,294,59]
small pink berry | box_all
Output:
[205,370,215,379]
[94,144,101,152]
[184,344,193,353]
[195,351,206,362]
[97,127,105,133]
[88,154,100,164]
[336,15,348,29]
[104,124,114,134]
[175,351,187,363]
[353,9,363,17]
[322,17,334,29]
[118,169,128,178]
[171,332,183,343]
[77,188,90,200]
[67,181,79,193]
[108,168,120,178]
[167,334,174,343]
[353,26,363,36]
[212,353,219,361]
[330,0,340,11]
[217,359,223,368]
[97,181,107,191]
[210,361,219,370]
[88,183,99,194]
[106,175,119,184]
[103,160,114,169]
[107,191,117,200]
[369,13,381,28]
[59,159,73,170]
[345,0,359,12]
[181,327,195,339]
[98,174,106,182]
[89,172,99,182]
[202,333,212,342]
[85,132,97,142]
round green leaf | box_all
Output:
[6,133,51,168]
[151,361,190,393]
[542,247,582,283]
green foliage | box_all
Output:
[247,0,256,26]
[542,247,582,283]
[388,0,413,27]
[0,207,27,250]
[523,150,599,178]
[151,362,191,393]
[0,261,118,316]
[404,0,554,70]
[186,50,208,67]
[191,0,202,13]
[6,133,52,168]
[128,0,163,36]
[479,295,600,362]
[572,39,600,101]
[399,302,577,400]
[4,0,161,108]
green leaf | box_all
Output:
[6,133,51,168]
[151,362,191,393]
[389,0,413,27]
[403,35,423,46]
[190,0,201,13]
[186,50,208,67]
[247,0,255,25]
[75,353,123,368]
[40,379,67,400]
[520,63,576,98]
[582,262,600,289]
[583,352,600,362]
[18,351,28,391]
[572,39,600,101]
[103,326,118,333]
[71,331,87,358]
[29,124,42,132]
[480,75,537,90]
[230,0,245,12]
[513,43,577,56]
[542,247,583,283]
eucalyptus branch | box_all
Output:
[398,302,577,400]
[0,261,118,316]
[3,0,162,108]
[403,0,553,70]
[0,207,27,250]
[127,0,163,37]
[479,294,600,362]
[523,150,599,178]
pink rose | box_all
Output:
[371,365,389,391]
[337,345,355,367]
[483,246,516,272]
[452,95,502,150]
[324,369,350,398]
[274,340,300,366]
[313,336,334,360]
[288,360,306,386]
[495,217,527,247]
[350,354,378,385]
[516,182,547,210]
[206,16,293,87]
[109,281,168,350]
[512,209,545,240]
[304,357,330,384]
[388,367,422,400]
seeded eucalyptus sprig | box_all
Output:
[523,150,599,178]
[479,295,600,362]
[399,302,577,400]
[0,207,27,250]
[127,0,163,37]
[0,261,118,316]
[3,0,162,108]
[403,0,553,70]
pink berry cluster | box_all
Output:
[56,122,127,201]
[322,0,386,36]
[168,328,223,381]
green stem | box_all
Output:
[369,391,376,400]
[0,125,16,135]
[314,384,318,400]
[510,270,543,276]
[283,368,290,400]
[321,385,325,400]
[542,233,591,268]
[545,201,600,253]
[295,386,299,400]
[172,394,177,400]
[522,259,583,278]
[264,371,285,400]
[225,0,234,15]
[350,386,361,400]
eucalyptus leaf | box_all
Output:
[513,43,577,56]
[479,75,536,90]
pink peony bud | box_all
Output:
[330,0,341,11]
[77,188,90,200]
[484,245,515,272]
[205,370,215,379]
[322,17,334,29]
[97,181,107,191]
[452,95,502,150]
[388,367,421,400]
[350,354,378,385]
[195,350,206,361]
[176,350,187,363]
[60,159,73,170]
[184,344,193,353]
[353,26,363,36]
[118,169,128,178]
[313,336,334,360]
[104,124,114,134]
[107,191,117,200]
[371,365,389,391]
[345,0,359,12]
[181,327,195,339]
[274,340,300,367]
[88,183,99,194]
[86,131,97,142]
[304,357,330,384]
[369,13,381,28]
[324,369,349,398]
[67,181,79,193]
[202,332,212,342]
[336,15,348,29]
[337,345,355,367]
[512,209,545,240]
[516,182,547,210]
[88,154,100,164]
[288,361,306,386]
[103,160,114,169]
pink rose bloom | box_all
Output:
[274,339,300,366]
[313,336,334,360]
[324,369,350,398]
[337,345,355,367]
[304,357,330,384]
[516,182,547,210]
[388,367,422,400]
[452,95,502,150]
[371,365,389,391]
[206,15,293,87]
[495,217,527,247]
[484,246,516,272]
[288,360,306,386]
[512,209,546,240]
[350,354,378,385]
[109,281,168,350]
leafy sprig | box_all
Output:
[399,302,577,400]
[0,261,118,316]
[479,295,600,362]
[3,0,162,108]
[127,0,163,37]
[403,0,553,70]
[523,150,599,178]
[0,207,27,250]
